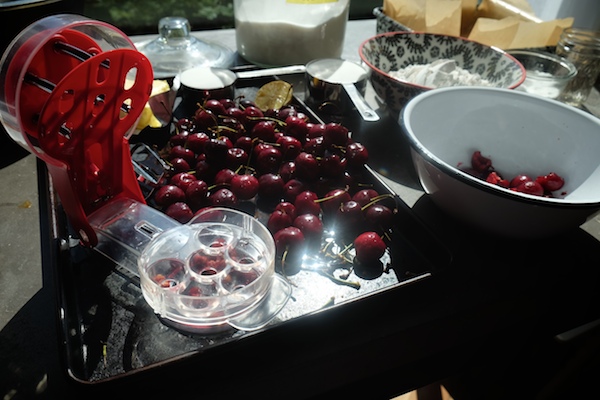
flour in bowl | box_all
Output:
[389,59,493,88]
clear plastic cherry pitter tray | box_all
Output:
[0,14,291,334]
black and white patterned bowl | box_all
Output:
[373,6,412,35]
[359,31,526,116]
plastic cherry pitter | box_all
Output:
[0,14,153,247]
[0,15,291,333]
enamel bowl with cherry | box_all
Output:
[400,86,600,239]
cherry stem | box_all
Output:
[314,186,350,204]
[246,115,287,128]
[207,182,226,191]
[234,164,255,175]
[317,270,360,289]
[211,124,238,136]
[360,193,396,211]
[280,249,298,288]
[337,242,354,258]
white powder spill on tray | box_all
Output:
[389,59,493,88]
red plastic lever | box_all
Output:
[36,47,152,246]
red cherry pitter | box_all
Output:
[0,14,154,247]
[0,15,290,333]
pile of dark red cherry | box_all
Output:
[461,151,566,197]
[145,96,395,271]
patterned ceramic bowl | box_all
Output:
[359,31,526,116]
[373,6,412,35]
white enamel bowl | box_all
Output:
[400,86,600,239]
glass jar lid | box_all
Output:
[137,17,235,78]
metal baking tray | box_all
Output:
[49,71,453,385]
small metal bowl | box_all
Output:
[172,66,237,119]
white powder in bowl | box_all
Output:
[389,59,493,88]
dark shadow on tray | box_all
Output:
[411,194,600,280]
[343,104,421,191]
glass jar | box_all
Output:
[555,27,600,108]
[233,0,350,67]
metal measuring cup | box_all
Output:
[305,58,379,122]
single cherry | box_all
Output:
[256,146,283,173]
[294,152,320,182]
[307,123,327,139]
[234,135,254,153]
[230,174,259,200]
[251,120,278,142]
[320,153,347,178]
[354,231,386,264]
[536,172,565,192]
[486,171,509,188]
[227,106,245,121]
[242,105,264,128]
[194,158,214,181]
[170,157,192,173]
[513,180,544,196]
[185,132,210,154]
[471,151,492,173]
[169,145,196,165]
[204,137,233,166]
[267,209,293,234]
[252,142,274,159]
[345,142,369,168]
[294,190,321,216]
[225,147,249,170]
[278,105,299,121]
[510,174,533,188]
[258,173,285,199]
[283,178,306,202]
[273,226,305,258]
[208,188,238,206]
[194,108,218,129]
[170,172,196,192]
[320,188,351,215]
[165,202,194,223]
[278,161,296,182]
[323,122,349,147]
[276,135,303,160]
[364,204,394,232]
[304,136,326,157]
[214,168,237,185]
[274,201,297,221]
[220,98,237,110]
[154,184,186,207]
[185,179,208,208]
[176,117,195,133]
[170,131,189,147]
[203,99,227,116]
[284,115,309,140]
[293,213,323,243]
[336,200,364,228]
[352,189,380,207]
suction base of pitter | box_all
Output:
[0,14,290,334]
